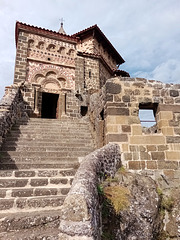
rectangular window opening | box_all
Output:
[139,103,158,128]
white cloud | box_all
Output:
[134,59,180,84]
[0,0,180,99]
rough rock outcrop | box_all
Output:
[102,171,161,240]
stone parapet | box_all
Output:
[59,143,121,239]
[0,84,27,149]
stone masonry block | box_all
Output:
[151,151,165,160]
[170,90,179,97]
[157,104,180,113]
[166,151,180,160]
[121,143,129,151]
[128,117,140,125]
[132,125,142,135]
[158,120,169,128]
[140,152,151,160]
[147,161,157,169]
[158,161,178,170]
[130,145,138,152]
[167,136,180,143]
[106,116,128,125]
[159,111,173,120]
[128,161,144,170]
[0,199,14,210]
[115,116,129,125]
[147,145,157,152]
[107,134,128,142]
[122,125,131,132]
[106,125,118,133]
[130,135,165,145]
[132,152,139,160]
[12,189,33,198]
[124,152,132,161]
[157,145,168,151]
[30,179,48,187]
[106,81,121,94]
[161,127,174,136]
[106,107,129,116]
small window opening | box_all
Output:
[89,70,92,78]
[81,106,88,116]
[48,57,51,61]
[139,103,158,128]
[100,109,104,120]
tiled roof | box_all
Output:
[72,25,125,65]
[15,21,78,45]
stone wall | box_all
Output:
[76,37,118,70]
[89,89,106,148]
[104,77,180,172]
[0,84,27,148]
[14,31,29,84]
[59,143,121,240]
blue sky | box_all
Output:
[0,0,180,98]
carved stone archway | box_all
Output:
[32,70,67,119]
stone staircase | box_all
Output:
[0,118,95,239]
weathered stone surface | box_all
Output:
[50,178,68,185]
[107,134,128,142]
[34,188,58,196]
[106,81,121,94]
[30,179,48,187]
[0,179,28,188]
[170,90,179,97]
[15,170,35,177]
[106,107,129,116]
[151,151,165,160]
[102,171,161,240]
[0,199,14,210]
[12,189,34,198]
[59,143,121,239]
[0,211,61,233]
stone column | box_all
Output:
[34,87,39,115]
[61,93,66,116]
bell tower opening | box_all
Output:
[41,92,59,119]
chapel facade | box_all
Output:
[14,22,128,119]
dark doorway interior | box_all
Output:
[41,92,59,119]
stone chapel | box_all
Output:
[14,21,128,119]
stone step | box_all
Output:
[0,185,71,198]
[4,135,92,142]
[5,132,92,139]
[0,151,90,158]
[2,141,92,148]
[9,125,91,131]
[0,227,60,240]
[0,168,76,178]
[0,195,66,212]
[2,146,94,152]
[0,156,79,164]
[0,177,73,189]
[15,122,90,128]
[11,124,90,129]
[2,138,94,146]
[0,162,79,170]
[18,118,88,123]
[0,209,61,235]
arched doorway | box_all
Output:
[32,70,67,119]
